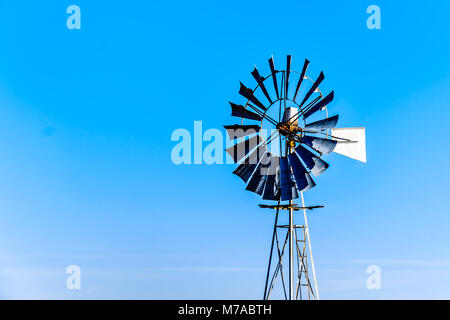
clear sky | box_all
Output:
[0,0,449,299]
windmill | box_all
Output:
[224,55,366,300]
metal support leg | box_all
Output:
[289,200,294,300]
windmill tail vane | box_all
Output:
[224,55,366,300]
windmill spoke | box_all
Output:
[303,130,352,142]
[285,96,321,125]
[246,103,278,126]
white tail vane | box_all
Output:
[331,127,367,163]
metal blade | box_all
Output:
[239,82,267,111]
[304,172,316,191]
[289,172,299,199]
[251,67,273,104]
[262,164,281,201]
[295,145,329,176]
[301,135,337,155]
[288,152,316,192]
[230,102,262,121]
[268,57,280,100]
[226,135,261,163]
[234,163,258,183]
[246,152,272,195]
[224,124,260,140]
[299,71,324,108]
[305,115,339,131]
[302,91,334,120]
[293,59,310,101]
[280,157,298,201]
[233,144,267,182]
[285,55,291,99]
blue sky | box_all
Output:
[0,0,449,299]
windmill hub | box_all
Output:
[276,123,294,137]
[276,122,302,138]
